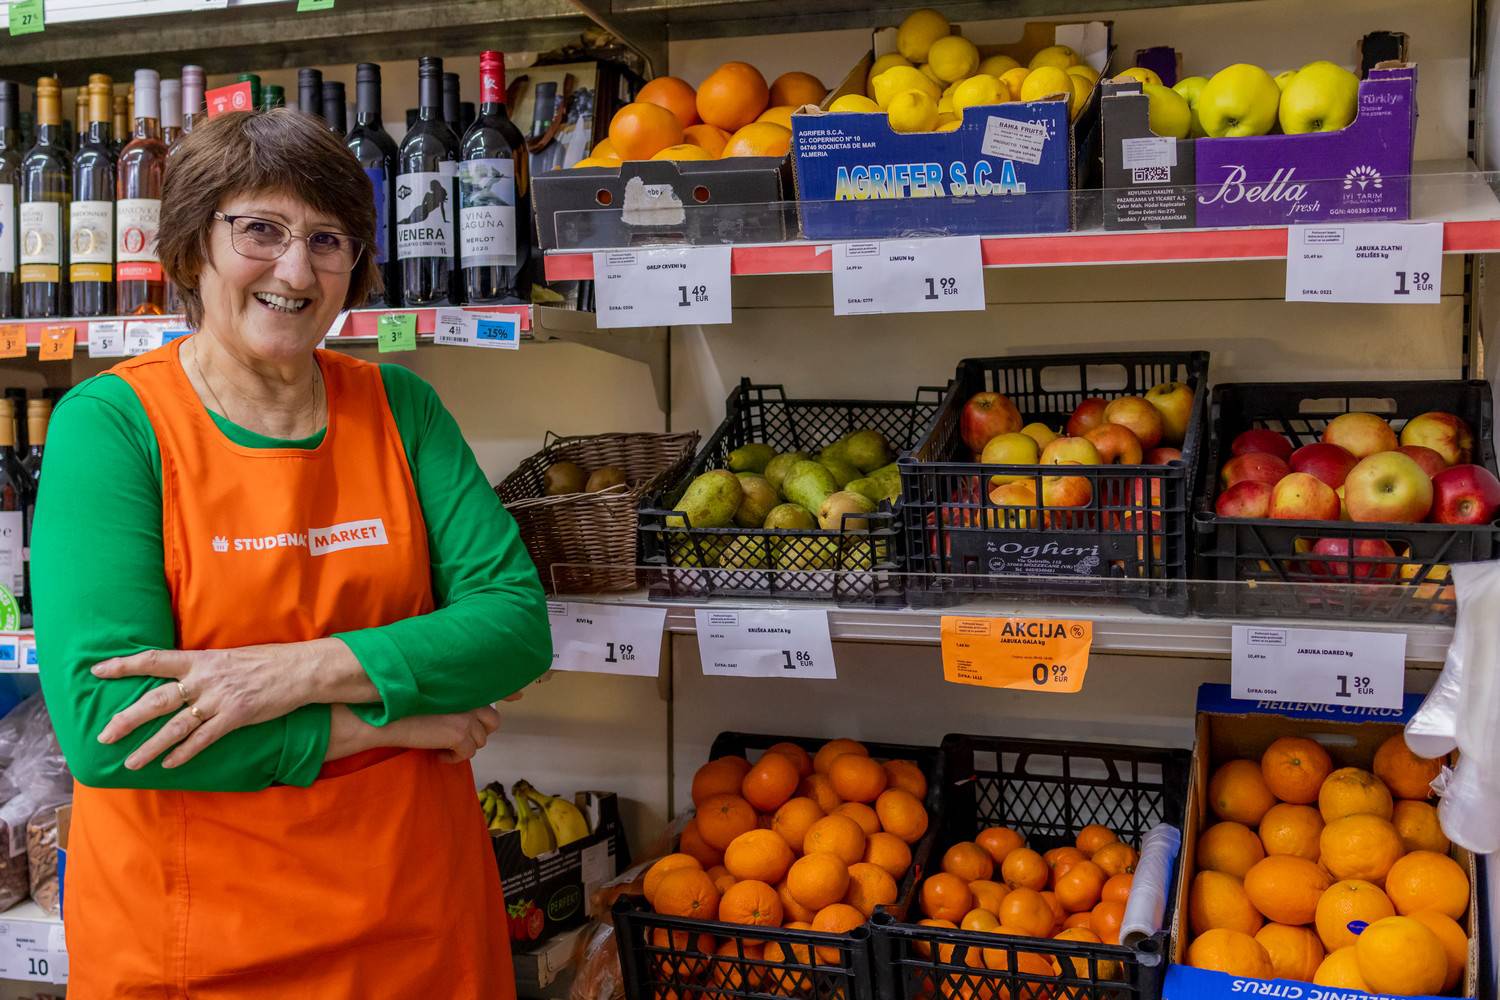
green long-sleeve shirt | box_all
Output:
[31,360,551,793]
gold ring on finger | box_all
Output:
[176,681,190,704]
[189,703,203,721]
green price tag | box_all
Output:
[8,0,44,35]
[377,313,417,353]
[296,0,335,9]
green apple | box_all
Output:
[1172,75,1209,137]
[1142,82,1192,139]
[1196,63,1281,137]
[1274,70,1298,91]
[1278,60,1359,134]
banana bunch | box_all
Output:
[478,782,517,833]
[513,779,592,854]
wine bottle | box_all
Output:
[160,78,182,146]
[298,68,323,121]
[442,72,461,133]
[460,51,529,305]
[21,398,45,526]
[0,398,27,610]
[459,102,476,137]
[19,78,69,319]
[181,65,206,139]
[396,57,459,307]
[116,69,168,316]
[70,81,115,318]
[0,82,20,319]
[74,88,87,152]
[262,85,285,112]
[236,74,262,111]
[321,82,347,136]
[111,93,129,156]
[347,62,398,308]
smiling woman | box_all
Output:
[30,109,550,998]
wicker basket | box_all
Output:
[497,431,700,594]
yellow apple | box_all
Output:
[1113,66,1162,87]
[1173,75,1209,137]
[1279,61,1359,134]
[1197,64,1280,137]
[1142,82,1191,139]
[981,432,1042,487]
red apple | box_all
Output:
[1040,436,1102,466]
[1231,429,1294,461]
[1400,411,1473,467]
[1085,423,1144,465]
[1396,445,1447,480]
[1270,472,1340,520]
[1344,452,1434,523]
[1103,396,1164,449]
[1145,381,1195,446]
[1066,398,1108,438]
[1308,537,1398,580]
[961,392,1023,453]
[1215,480,1274,518]
[1430,464,1500,524]
[1290,442,1358,489]
[1322,412,1398,459]
[1145,447,1182,464]
[1221,452,1290,488]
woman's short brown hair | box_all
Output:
[159,109,381,328]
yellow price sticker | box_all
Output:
[0,326,24,359]
[40,326,75,361]
[939,616,1092,693]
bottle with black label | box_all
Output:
[460,51,529,305]
[0,82,20,319]
[396,57,459,306]
[71,81,115,317]
[20,78,70,319]
[347,63,398,307]
[321,82,347,136]
[298,68,324,121]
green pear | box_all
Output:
[842,429,893,472]
[763,503,817,530]
[845,476,884,503]
[818,438,853,466]
[818,490,877,531]
[820,456,861,488]
[774,535,838,572]
[733,474,779,528]
[764,451,812,494]
[782,461,838,513]
[1196,63,1280,137]
[668,535,725,567]
[718,533,768,570]
[727,443,775,474]
[1278,61,1359,134]
[671,469,742,529]
[1172,75,1209,137]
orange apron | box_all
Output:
[63,339,513,998]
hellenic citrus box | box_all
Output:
[1166,685,1488,1000]
[790,20,1110,239]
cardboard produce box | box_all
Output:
[1166,685,1488,1000]
[791,20,1110,239]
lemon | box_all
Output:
[937,94,955,115]
[952,74,1006,111]
[651,143,713,161]
[1114,66,1163,87]
[918,63,943,86]
[590,137,622,162]
[1068,73,1092,120]
[928,35,980,83]
[871,66,941,108]
[936,119,963,131]
[1065,64,1099,85]
[829,93,881,113]
[571,156,619,169]
[866,53,912,97]
[1029,44,1078,70]
[999,67,1030,98]
[979,54,1021,77]
[1020,66,1073,105]
[896,8,951,63]
[887,90,939,132]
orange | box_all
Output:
[913,918,958,961]
[772,797,825,852]
[1407,909,1468,993]
[1054,926,1121,979]
[845,862,899,916]
[1040,891,1066,933]
[1385,850,1470,919]
[693,756,751,806]
[1188,928,1274,978]
[608,101,684,160]
[769,71,827,108]
[865,832,913,879]
[1315,879,1396,951]
[1318,767,1393,822]
[1355,916,1448,995]
[1243,856,1332,925]
[1197,821,1265,878]
[1208,759,1277,825]
[1255,923,1325,982]
[766,741,814,778]
[835,802,882,837]
[921,872,974,922]
[1189,870,1264,936]
[1001,848,1049,891]
[1373,734,1442,801]
[681,123,730,157]
[1089,899,1126,945]
[998,887,1054,937]
[978,827,1026,864]
[811,903,866,962]
[777,879,816,924]
[721,122,792,158]
[1092,842,1138,877]
[651,143,712,161]
[1076,824,1118,855]
[651,927,715,982]
[654,867,721,920]
[696,61,771,131]
[1063,911,1093,930]
[787,852,849,910]
[637,76,700,128]
[1393,799,1451,854]
[1258,803,1323,862]
[756,105,795,129]
[742,752,801,813]
[590,137,621,162]
[968,879,1009,915]
[697,793,759,850]
[884,760,928,800]
[814,738,869,775]
[1044,846,1087,877]
[679,818,723,869]
[1314,946,1369,990]
[762,938,814,995]
[718,879,783,928]
[1102,873,1133,904]
[707,863,735,892]
[724,828,794,884]
[804,814,867,866]
[875,788,930,844]
[645,853,703,905]
[1260,736,1333,805]
[981,944,1058,989]
[943,842,995,882]
[801,773,843,813]
[1319,814,1403,883]
[1054,859,1107,913]
[713,939,765,991]
[961,907,1001,932]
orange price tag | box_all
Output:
[939,616,1092,693]
[0,326,24,359]
[39,326,75,361]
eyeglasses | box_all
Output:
[213,212,365,274]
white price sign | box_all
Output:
[547,601,666,677]
[0,917,66,983]
[434,308,521,350]
[1231,625,1406,710]
[123,320,167,355]
[1285,222,1442,304]
[832,237,984,316]
[87,320,125,357]
[592,246,732,329]
[695,609,837,679]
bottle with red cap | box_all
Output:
[458,50,529,305]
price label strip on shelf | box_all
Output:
[1285,222,1442,304]
[694,609,836,679]
[124,320,167,355]
[0,917,67,983]
[939,616,1092,693]
[434,308,520,350]
[39,326,75,362]
[88,320,126,357]
[592,246,732,329]
[546,601,666,677]
[0,326,24,360]
[831,236,984,316]
[376,312,418,353]
[1231,625,1405,710]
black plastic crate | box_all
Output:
[872,735,1191,1000]
[900,352,1210,614]
[641,380,945,606]
[1193,379,1499,623]
[613,730,945,1000]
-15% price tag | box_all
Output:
[694,609,837,679]
[592,246,732,329]
[547,602,666,677]
[939,616,1092,693]
[832,236,984,316]
[1285,222,1442,304]
[1231,625,1405,710]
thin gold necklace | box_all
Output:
[189,338,323,432]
